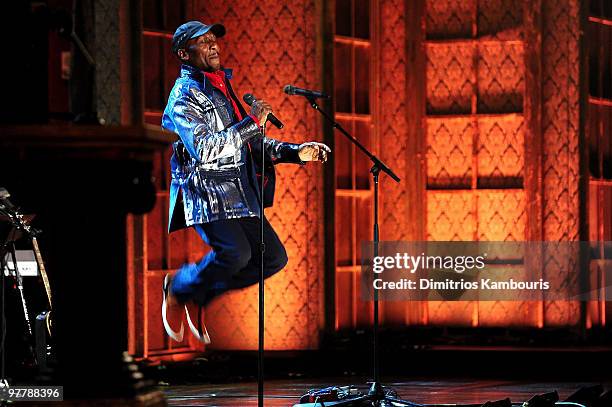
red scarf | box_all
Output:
[204,70,261,125]
[204,70,242,120]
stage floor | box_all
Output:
[163,378,604,406]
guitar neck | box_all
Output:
[32,237,52,310]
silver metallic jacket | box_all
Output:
[162,65,303,232]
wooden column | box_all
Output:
[404,0,427,325]
[524,0,544,327]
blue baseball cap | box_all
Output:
[172,21,226,53]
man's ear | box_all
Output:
[177,49,189,62]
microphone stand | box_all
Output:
[258,122,267,407]
[294,97,419,406]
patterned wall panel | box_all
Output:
[426,191,476,326]
[95,0,121,124]
[195,0,324,350]
[380,0,409,242]
[476,266,531,327]
[426,117,474,188]
[426,43,474,114]
[425,0,473,39]
[427,300,475,325]
[427,191,474,241]
[403,0,583,329]
[477,190,525,241]
[478,300,537,326]
[424,189,530,326]
[477,115,524,187]
[477,301,523,326]
[477,0,523,40]
[426,190,526,242]
[476,267,536,326]
[480,191,528,324]
[541,0,582,326]
[426,0,523,41]
[380,0,425,326]
[477,42,524,113]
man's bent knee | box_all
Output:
[265,245,288,276]
[216,247,251,272]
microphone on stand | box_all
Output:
[283,85,329,99]
[243,93,284,129]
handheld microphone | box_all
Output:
[283,85,329,99]
[242,93,284,129]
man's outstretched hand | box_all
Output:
[298,142,331,163]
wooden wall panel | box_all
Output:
[427,191,475,241]
[477,42,524,113]
[427,117,474,188]
[417,0,540,328]
[541,0,582,326]
[477,266,532,328]
[477,0,523,39]
[477,115,524,187]
[425,0,473,39]
[477,190,526,241]
[380,0,410,243]
[380,0,415,328]
[426,43,473,115]
[427,301,475,326]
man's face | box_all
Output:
[180,32,221,72]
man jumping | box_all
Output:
[161,20,330,343]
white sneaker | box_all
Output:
[162,274,184,342]
[185,305,211,344]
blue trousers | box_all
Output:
[170,216,288,305]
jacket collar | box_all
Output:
[180,64,233,99]
[180,64,233,82]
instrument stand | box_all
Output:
[293,97,420,407]
[7,240,34,339]
[0,224,35,402]
[0,194,53,386]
